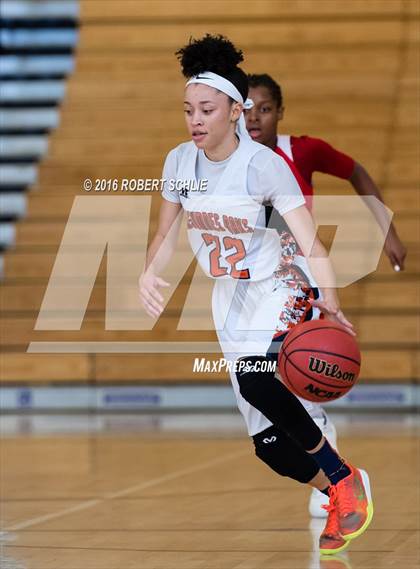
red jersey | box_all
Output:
[275,135,355,197]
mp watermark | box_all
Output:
[27,194,392,354]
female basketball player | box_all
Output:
[139,35,373,555]
[245,73,406,270]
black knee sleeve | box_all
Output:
[236,355,322,451]
[236,355,276,396]
[253,426,320,484]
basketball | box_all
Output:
[278,320,361,402]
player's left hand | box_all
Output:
[309,299,356,336]
[384,229,407,272]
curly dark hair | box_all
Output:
[176,34,248,101]
[247,73,283,108]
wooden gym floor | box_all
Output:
[0,413,419,569]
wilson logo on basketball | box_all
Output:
[308,357,355,383]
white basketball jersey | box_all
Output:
[176,137,281,281]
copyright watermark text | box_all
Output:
[83,178,208,193]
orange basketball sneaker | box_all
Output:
[319,499,349,554]
[320,465,373,555]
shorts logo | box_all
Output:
[304,383,341,399]
[308,357,355,383]
[263,436,277,443]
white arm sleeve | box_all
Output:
[249,150,305,215]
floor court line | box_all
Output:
[4,448,248,532]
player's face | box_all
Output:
[245,86,283,148]
[184,84,239,151]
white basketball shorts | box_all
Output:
[212,266,323,436]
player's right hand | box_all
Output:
[309,298,356,337]
[138,271,170,318]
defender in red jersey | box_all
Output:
[245,73,406,270]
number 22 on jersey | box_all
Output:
[202,233,250,279]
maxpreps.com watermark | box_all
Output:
[193,357,276,373]
[83,178,208,192]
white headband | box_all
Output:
[185,71,253,138]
